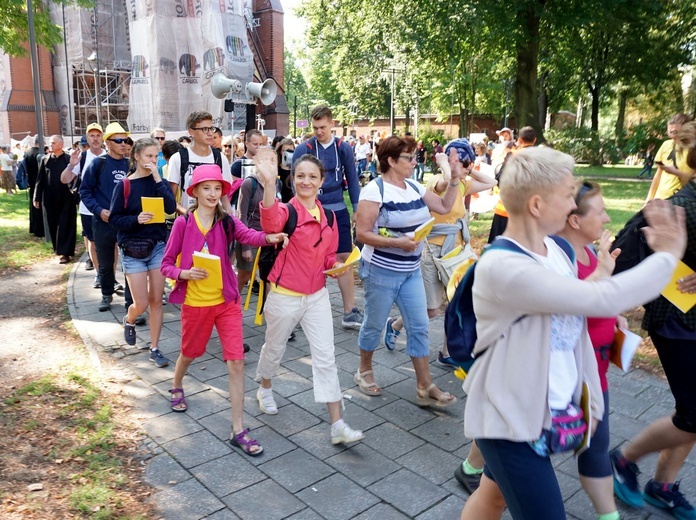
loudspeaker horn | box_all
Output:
[211,73,243,99]
[245,79,277,105]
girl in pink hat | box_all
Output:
[161,164,287,457]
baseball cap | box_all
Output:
[79,135,88,146]
[86,122,103,134]
[496,127,513,136]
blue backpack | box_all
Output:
[444,236,575,368]
[15,161,28,190]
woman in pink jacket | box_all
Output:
[161,164,285,457]
[253,151,364,446]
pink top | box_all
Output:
[577,246,617,392]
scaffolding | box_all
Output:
[72,64,131,133]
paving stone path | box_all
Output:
[67,255,694,519]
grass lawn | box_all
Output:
[575,164,645,178]
[0,191,55,270]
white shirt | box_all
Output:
[71,148,107,216]
[355,142,371,161]
[167,148,231,209]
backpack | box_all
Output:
[178,147,223,198]
[611,183,696,274]
[15,160,28,190]
[245,176,282,223]
[444,236,575,367]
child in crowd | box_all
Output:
[160,164,287,457]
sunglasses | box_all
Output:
[461,159,471,168]
[223,144,232,149]
[108,138,130,144]
[154,136,165,141]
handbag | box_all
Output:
[121,238,157,259]
[428,241,478,287]
[528,402,587,457]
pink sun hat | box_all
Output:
[186,164,232,197]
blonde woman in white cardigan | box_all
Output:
[460,146,686,520]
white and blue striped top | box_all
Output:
[359,178,431,272]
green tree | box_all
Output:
[0,1,92,57]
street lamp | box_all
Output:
[87,51,102,127]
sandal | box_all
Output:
[230,428,264,457]
[169,388,187,413]
[416,383,457,409]
[354,369,382,396]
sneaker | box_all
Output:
[610,448,645,508]
[134,315,147,326]
[149,349,170,368]
[437,351,468,370]
[342,307,364,329]
[288,331,296,342]
[251,280,260,294]
[644,479,696,520]
[114,281,124,293]
[85,259,94,271]
[92,275,101,289]
[257,388,278,415]
[98,294,112,312]
[384,317,400,351]
[123,316,136,346]
[454,463,482,495]
[243,343,250,354]
[331,421,365,445]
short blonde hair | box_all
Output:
[500,147,575,215]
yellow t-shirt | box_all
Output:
[184,211,225,307]
[425,176,472,247]
[270,205,323,297]
[654,139,696,200]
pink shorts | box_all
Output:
[180,301,244,361]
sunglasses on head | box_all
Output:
[575,181,593,204]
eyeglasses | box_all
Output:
[191,126,214,133]
[154,136,165,141]
[399,154,416,161]
[108,138,129,144]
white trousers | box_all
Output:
[256,287,343,403]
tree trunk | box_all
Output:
[405,105,411,134]
[514,2,545,143]
[460,107,469,137]
[538,71,548,130]
[615,89,628,140]
[590,85,600,133]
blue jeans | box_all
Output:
[358,260,429,358]
[478,438,566,519]
[413,161,425,181]
[357,158,367,176]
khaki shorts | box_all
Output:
[235,243,258,272]
[421,243,446,311]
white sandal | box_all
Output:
[416,383,457,408]
[353,369,382,396]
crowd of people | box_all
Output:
[8,106,696,519]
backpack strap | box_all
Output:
[178,148,190,197]
[92,155,107,185]
[79,151,87,174]
[549,235,576,264]
[122,177,131,209]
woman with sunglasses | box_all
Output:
[460,146,685,519]
[253,150,365,446]
[353,135,464,407]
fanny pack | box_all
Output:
[529,402,587,457]
[121,238,157,259]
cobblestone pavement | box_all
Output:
[67,254,694,519]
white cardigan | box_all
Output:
[463,242,677,442]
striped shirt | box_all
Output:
[359,178,430,272]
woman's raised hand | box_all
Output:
[435,152,451,181]
[642,199,687,261]
[254,148,278,187]
[593,229,621,279]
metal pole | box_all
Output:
[62,5,73,139]
[390,69,395,135]
[293,95,297,138]
[26,0,44,149]
[93,6,103,126]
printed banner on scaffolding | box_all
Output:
[126,0,253,133]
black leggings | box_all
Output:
[650,331,696,434]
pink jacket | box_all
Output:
[161,213,268,304]
[259,198,338,294]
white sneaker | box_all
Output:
[257,388,278,415]
[331,421,364,445]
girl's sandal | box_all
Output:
[415,383,457,409]
[230,428,264,457]
[169,388,187,413]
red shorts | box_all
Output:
[180,301,244,361]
